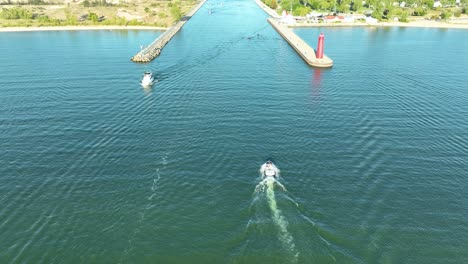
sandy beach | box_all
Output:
[2,20,467,33]
[0,25,167,33]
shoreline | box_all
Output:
[252,0,468,30]
[131,0,207,62]
[0,25,168,33]
[3,22,467,32]
[253,0,280,18]
[290,20,468,29]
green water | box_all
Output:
[1,0,468,263]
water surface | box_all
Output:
[1,1,468,263]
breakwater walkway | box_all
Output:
[268,18,333,67]
[254,0,333,67]
[131,0,207,63]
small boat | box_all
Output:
[141,72,155,87]
[260,160,279,179]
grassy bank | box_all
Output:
[0,0,198,28]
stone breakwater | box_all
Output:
[131,0,207,63]
[131,22,183,63]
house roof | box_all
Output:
[325,15,345,20]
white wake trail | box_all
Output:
[256,177,299,262]
[119,156,165,264]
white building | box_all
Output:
[366,17,378,24]
[281,11,295,25]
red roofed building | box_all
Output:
[324,15,345,23]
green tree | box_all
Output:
[422,0,434,8]
[308,0,319,9]
[170,5,182,20]
[88,12,98,23]
[64,8,77,25]
[319,0,331,10]
[279,0,295,12]
[412,7,427,15]
[128,19,140,25]
[404,0,416,7]
[294,5,311,15]
[337,0,351,12]
[365,0,378,8]
[440,9,452,19]
[441,0,456,6]
[270,0,278,9]
[371,3,384,20]
[350,0,363,12]
[308,0,331,10]
[399,11,409,22]
[0,7,33,19]
[37,15,50,23]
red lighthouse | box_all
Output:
[316,33,325,59]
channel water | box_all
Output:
[1,0,468,263]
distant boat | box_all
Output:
[140,72,155,87]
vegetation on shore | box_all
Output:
[0,0,196,28]
[261,0,467,22]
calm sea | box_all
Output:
[1,1,468,263]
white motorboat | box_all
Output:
[255,160,286,192]
[141,72,155,87]
[260,160,279,179]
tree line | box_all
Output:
[262,0,467,19]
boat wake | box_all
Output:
[254,162,299,262]
[255,176,286,193]
[119,156,166,263]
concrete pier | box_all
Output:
[253,0,280,18]
[268,18,333,68]
[131,0,207,63]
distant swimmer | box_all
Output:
[247,34,262,40]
